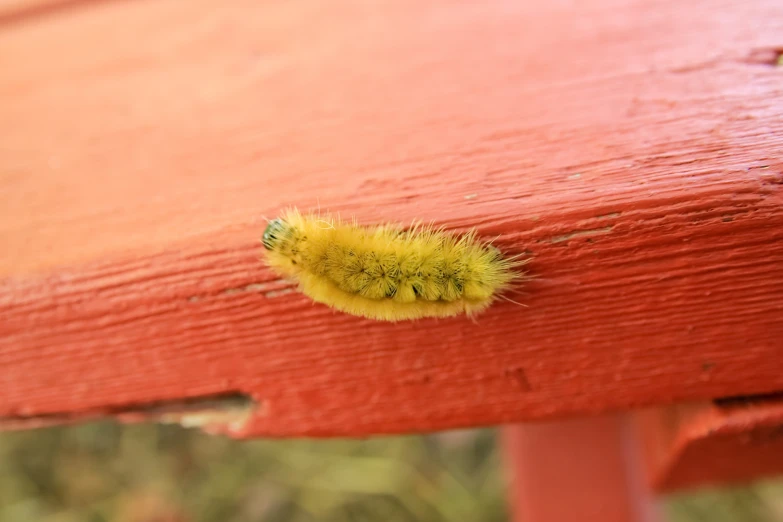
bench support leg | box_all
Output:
[502,414,661,522]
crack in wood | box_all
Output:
[713,391,783,408]
[0,392,257,432]
[549,226,614,244]
[187,280,295,303]
[743,47,783,66]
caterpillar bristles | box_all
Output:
[261,208,528,322]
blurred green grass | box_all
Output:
[0,423,507,522]
[0,422,782,522]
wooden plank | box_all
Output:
[503,416,661,522]
[637,396,783,492]
[0,0,116,27]
[1,0,782,437]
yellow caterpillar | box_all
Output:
[261,208,525,321]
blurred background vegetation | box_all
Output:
[0,422,782,522]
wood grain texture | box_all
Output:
[638,397,783,491]
[1,0,783,437]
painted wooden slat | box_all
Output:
[638,396,783,491]
[1,0,782,437]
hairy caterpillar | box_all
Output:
[261,208,525,321]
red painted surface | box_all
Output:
[503,416,660,522]
[638,396,783,491]
[1,0,783,439]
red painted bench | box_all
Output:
[2,0,782,520]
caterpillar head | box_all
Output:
[262,218,290,251]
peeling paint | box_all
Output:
[550,226,614,243]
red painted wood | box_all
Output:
[503,416,660,522]
[1,0,783,437]
[637,396,783,491]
